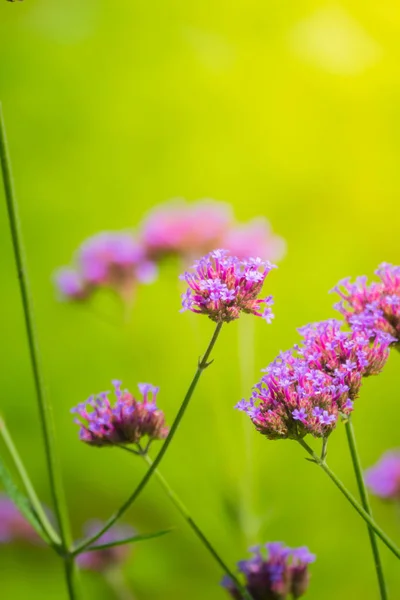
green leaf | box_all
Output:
[0,455,48,541]
[85,528,171,552]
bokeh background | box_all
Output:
[0,1,400,598]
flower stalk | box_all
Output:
[344,416,388,600]
[135,447,253,600]
[73,322,223,555]
[297,438,400,560]
[0,103,80,598]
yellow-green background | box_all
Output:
[0,1,399,598]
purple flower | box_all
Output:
[140,198,233,260]
[54,268,88,300]
[54,231,157,303]
[71,381,169,447]
[180,249,276,323]
[332,264,400,345]
[77,520,135,571]
[240,349,345,441]
[221,542,315,599]
[0,494,39,544]
[365,450,400,501]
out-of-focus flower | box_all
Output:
[0,495,38,544]
[238,319,391,441]
[332,263,400,346]
[55,231,157,302]
[180,249,276,324]
[221,542,316,600]
[140,198,233,260]
[54,267,88,301]
[365,450,400,501]
[220,217,286,263]
[71,381,169,448]
[77,520,135,571]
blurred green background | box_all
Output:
[0,0,400,598]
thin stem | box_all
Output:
[73,322,224,555]
[345,417,388,599]
[0,104,79,597]
[64,557,81,600]
[0,416,61,547]
[297,438,400,560]
[139,450,252,600]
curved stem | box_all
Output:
[73,322,223,555]
[345,417,388,599]
[297,438,400,560]
[0,103,79,597]
[0,416,61,547]
[139,450,252,600]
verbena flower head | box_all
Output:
[221,542,316,600]
[221,217,286,263]
[180,250,276,323]
[71,381,169,448]
[55,231,157,301]
[332,263,400,346]
[365,450,400,501]
[140,199,233,260]
[0,495,38,544]
[77,520,135,571]
[298,319,392,400]
[238,319,391,440]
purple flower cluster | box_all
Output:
[180,250,276,324]
[222,542,316,600]
[55,231,157,301]
[365,450,400,501]
[332,263,400,346]
[237,319,391,440]
[72,381,169,447]
[77,520,135,571]
[140,199,286,263]
[0,495,38,544]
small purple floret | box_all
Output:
[365,450,400,501]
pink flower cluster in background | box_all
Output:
[365,450,400,502]
[55,198,285,303]
[0,495,39,544]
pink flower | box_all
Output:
[365,450,400,501]
[54,231,157,302]
[0,495,39,544]
[140,199,233,260]
[77,520,135,571]
[220,217,286,262]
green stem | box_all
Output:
[345,417,388,599]
[73,322,224,555]
[0,416,61,547]
[140,451,253,600]
[0,103,79,597]
[297,438,400,560]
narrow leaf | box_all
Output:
[86,528,171,552]
[0,455,47,541]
